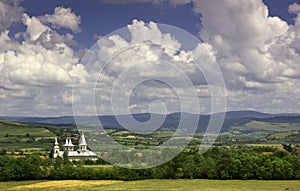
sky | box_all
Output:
[1,0,300,116]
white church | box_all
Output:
[53,133,98,161]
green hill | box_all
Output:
[230,120,300,133]
[227,120,300,144]
[0,120,57,155]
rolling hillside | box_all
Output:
[0,120,57,154]
[1,111,299,133]
[0,111,300,133]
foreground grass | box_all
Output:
[1,179,300,191]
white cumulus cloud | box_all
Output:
[1,0,300,116]
[161,0,300,113]
[39,7,81,33]
[0,4,87,116]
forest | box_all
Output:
[0,146,299,181]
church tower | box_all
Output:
[53,137,60,158]
[79,132,87,153]
[63,137,74,151]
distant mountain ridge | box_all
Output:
[223,110,274,119]
[0,110,299,133]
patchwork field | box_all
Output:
[1,179,300,191]
[230,121,300,132]
[0,120,56,154]
[0,121,54,137]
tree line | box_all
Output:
[0,146,299,181]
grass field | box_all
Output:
[1,179,300,191]
[0,120,55,137]
[0,120,56,154]
[246,143,283,147]
[267,131,299,139]
[230,121,300,132]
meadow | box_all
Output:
[229,121,300,133]
[0,120,56,155]
[1,179,300,191]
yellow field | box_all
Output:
[1,179,300,191]
[2,180,122,191]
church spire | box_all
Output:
[79,132,87,152]
[54,137,58,145]
[53,137,60,158]
[63,138,69,146]
[79,132,87,145]
[63,137,74,151]
[68,137,74,146]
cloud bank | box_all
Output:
[165,0,300,113]
[0,0,300,116]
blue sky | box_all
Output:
[1,0,300,116]
[19,0,299,48]
[20,0,199,48]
